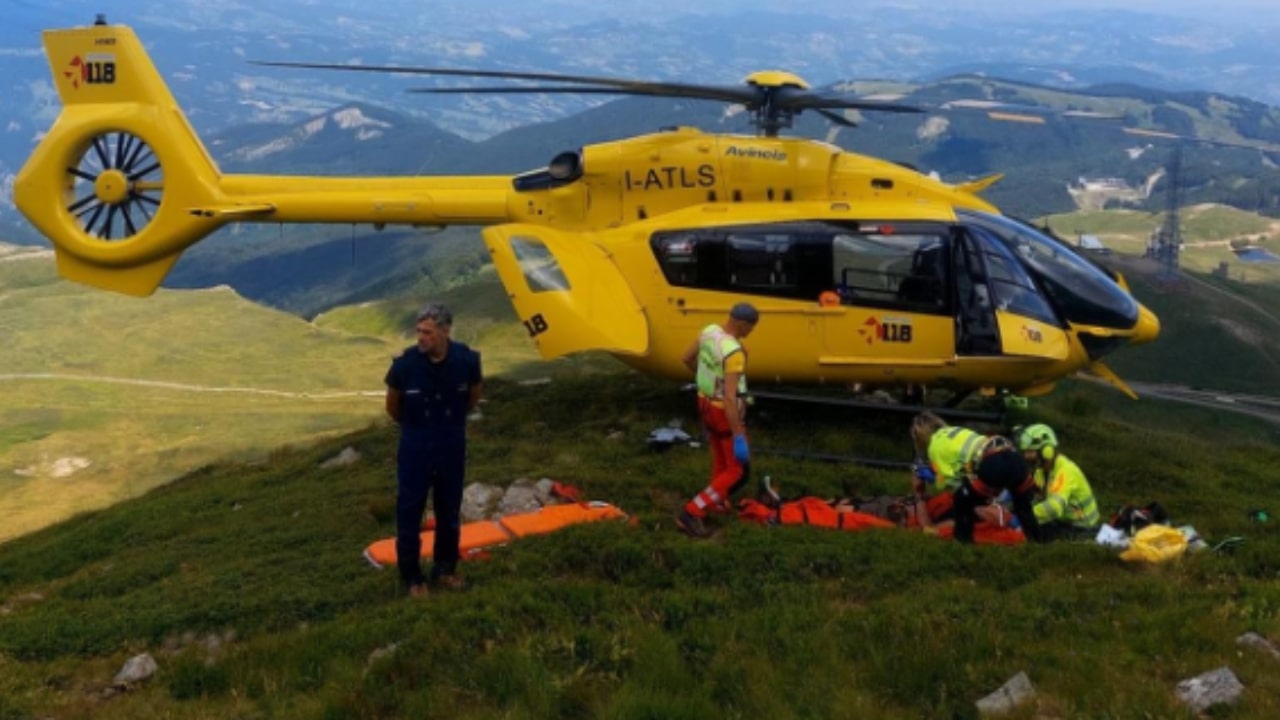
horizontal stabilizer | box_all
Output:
[955,174,1003,195]
[188,204,277,219]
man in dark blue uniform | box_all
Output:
[385,304,483,597]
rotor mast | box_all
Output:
[743,71,809,137]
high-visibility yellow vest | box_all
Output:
[695,323,747,401]
[1033,453,1099,527]
[926,426,986,491]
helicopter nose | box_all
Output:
[1131,304,1160,345]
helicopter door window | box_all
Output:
[953,233,1001,355]
[509,236,570,293]
[966,227,1059,325]
[832,231,947,314]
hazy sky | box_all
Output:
[745,1,1280,28]
[916,1,1276,24]
[11,1,1279,34]
[941,0,1272,9]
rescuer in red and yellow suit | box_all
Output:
[675,303,759,538]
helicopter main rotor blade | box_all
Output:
[813,108,858,127]
[255,59,924,116]
[253,59,758,103]
[259,58,1280,148]
[253,60,654,86]
[785,90,925,114]
[408,84,755,104]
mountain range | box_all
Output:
[4,1,1280,308]
[3,4,1280,173]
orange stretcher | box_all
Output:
[363,501,629,568]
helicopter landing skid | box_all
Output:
[748,388,1006,424]
[755,447,914,471]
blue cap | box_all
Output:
[729,302,759,324]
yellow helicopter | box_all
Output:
[14,21,1163,401]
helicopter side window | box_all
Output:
[726,234,794,289]
[509,236,570,293]
[653,232,701,286]
[832,231,948,314]
[649,224,829,300]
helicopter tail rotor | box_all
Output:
[14,23,230,296]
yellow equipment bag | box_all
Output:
[1119,524,1188,564]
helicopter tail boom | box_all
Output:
[14,23,513,296]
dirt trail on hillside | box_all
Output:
[1125,380,1280,427]
[1078,375,1280,426]
[0,373,383,399]
[1179,272,1280,328]
[0,248,54,263]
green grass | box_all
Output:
[1044,203,1280,246]
[1,372,1279,718]
[1107,263,1280,393]
[0,256,400,542]
[1042,208,1159,238]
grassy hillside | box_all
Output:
[0,249,400,542]
[165,225,491,317]
[1,370,1279,718]
[5,217,1280,715]
[1109,257,1280,393]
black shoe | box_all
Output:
[676,510,711,538]
[435,574,467,591]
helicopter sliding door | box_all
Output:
[483,224,648,360]
[821,224,956,364]
[953,226,1069,360]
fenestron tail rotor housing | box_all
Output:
[66,130,164,242]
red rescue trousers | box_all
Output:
[685,395,748,518]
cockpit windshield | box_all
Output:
[958,210,1139,330]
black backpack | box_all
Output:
[1109,501,1169,535]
